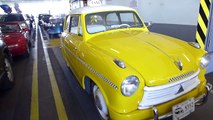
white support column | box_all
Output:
[206,2,213,73]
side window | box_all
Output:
[70,16,79,34]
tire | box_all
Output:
[1,57,14,90]
[91,83,109,120]
[24,44,30,57]
[28,39,32,47]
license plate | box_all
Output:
[172,98,195,120]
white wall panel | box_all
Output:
[106,0,200,25]
[206,3,213,74]
[3,0,70,16]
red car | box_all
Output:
[0,22,30,56]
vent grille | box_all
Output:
[169,71,194,83]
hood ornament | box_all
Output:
[174,58,183,71]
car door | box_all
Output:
[61,15,72,66]
[64,15,83,81]
[62,15,79,72]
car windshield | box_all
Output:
[0,14,24,22]
[0,24,21,33]
[85,11,143,34]
[49,17,63,24]
[42,15,52,22]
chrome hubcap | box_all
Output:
[93,85,109,120]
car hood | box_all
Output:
[88,30,198,86]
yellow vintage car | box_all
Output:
[60,5,212,120]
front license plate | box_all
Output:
[172,98,195,120]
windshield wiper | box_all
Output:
[129,23,143,28]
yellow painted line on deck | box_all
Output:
[30,28,39,120]
[39,27,68,120]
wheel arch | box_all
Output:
[83,75,110,105]
[83,76,92,94]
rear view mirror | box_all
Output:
[146,21,153,28]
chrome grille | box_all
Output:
[169,71,195,83]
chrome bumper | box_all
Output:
[152,83,212,120]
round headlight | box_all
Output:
[200,53,211,68]
[121,76,139,96]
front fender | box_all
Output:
[79,42,145,114]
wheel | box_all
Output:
[92,83,109,120]
[1,57,14,90]
[28,39,32,47]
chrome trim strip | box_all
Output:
[158,112,172,120]
[152,107,159,120]
[169,71,194,83]
[61,43,118,89]
[206,83,212,91]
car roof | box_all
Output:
[0,13,24,16]
[70,5,135,15]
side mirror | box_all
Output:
[146,21,153,28]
